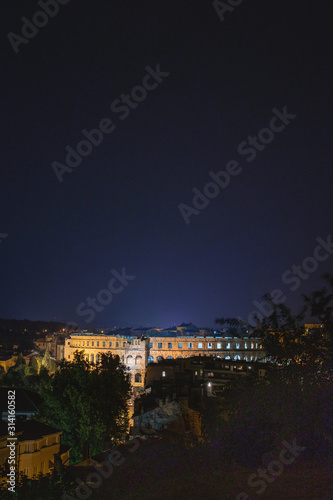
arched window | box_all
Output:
[166,356,173,360]
[135,355,142,365]
[90,354,94,363]
[127,355,133,364]
[157,356,163,361]
[225,356,231,360]
[96,354,100,363]
[148,355,154,363]
[135,373,142,383]
[234,355,241,360]
[177,356,183,359]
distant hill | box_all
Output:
[0,318,66,333]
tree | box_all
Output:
[217,275,333,370]
[35,351,131,463]
[41,350,57,373]
[212,276,333,463]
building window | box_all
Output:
[251,343,254,349]
[109,342,112,347]
[198,342,203,348]
[226,343,231,349]
[116,342,119,347]
[23,468,29,476]
[236,343,240,349]
[91,354,94,363]
[87,341,89,346]
[158,343,162,348]
[33,466,38,477]
[68,355,70,359]
[148,355,154,363]
[25,444,29,453]
[135,373,142,383]
[135,355,142,365]
[92,341,94,346]
[86,355,89,361]
[97,341,99,347]
[149,342,153,348]
[123,342,126,347]
[217,342,221,349]
[178,343,182,348]
[168,343,172,348]
[162,371,166,377]
[208,342,212,349]
[244,342,248,349]
[96,354,100,363]
[83,341,85,346]
[188,343,193,348]
[255,343,258,349]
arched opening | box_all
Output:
[135,355,142,365]
[166,356,173,360]
[135,373,142,383]
[127,355,133,364]
[90,354,94,363]
[148,355,154,363]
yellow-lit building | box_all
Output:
[0,420,70,481]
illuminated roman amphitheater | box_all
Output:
[63,332,265,391]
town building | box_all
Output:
[0,420,71,480]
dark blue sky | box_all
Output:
[1,0,332,329]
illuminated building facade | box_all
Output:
[63,332,264,390]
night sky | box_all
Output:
[2,0,333,329]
